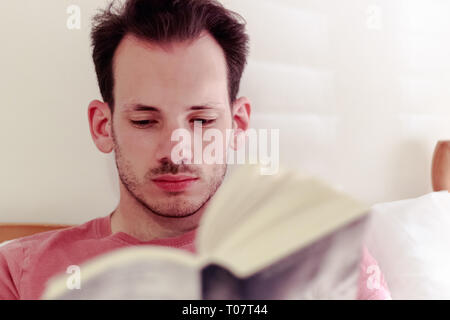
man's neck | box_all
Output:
[110,208,200,241]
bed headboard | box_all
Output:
[0,224,73,243]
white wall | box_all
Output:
[1,0,450,224]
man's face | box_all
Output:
[111,33,232,218]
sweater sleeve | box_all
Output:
[0,241,23,300]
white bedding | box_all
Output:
[365,191,450,299]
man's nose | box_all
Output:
[155,121,192,165]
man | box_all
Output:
[0,0,389,299]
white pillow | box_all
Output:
[365,191,450,299]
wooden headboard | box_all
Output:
[432,141,450,192]
[0,224,73,243]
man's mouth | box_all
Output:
[152,175,199,192]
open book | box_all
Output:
[42,164,369,300]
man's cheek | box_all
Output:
[131,155,152,179]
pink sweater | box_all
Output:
[0,214,391,300]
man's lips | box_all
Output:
[152,175,199,192]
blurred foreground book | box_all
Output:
[42,165,369,300]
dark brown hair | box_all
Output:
[91,0,249,111]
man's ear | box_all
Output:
[230,96,251,151]
[88,100,114,153]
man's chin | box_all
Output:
[142,198,209,219]
[146,208,204,219]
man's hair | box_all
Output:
[91,0,250,111]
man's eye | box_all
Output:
[191,119,216,126]
[130,120,157,128]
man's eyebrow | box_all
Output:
[125,104,160,112]
[189,103,223,110]
[190,106,214,110]
[124,103,223,111]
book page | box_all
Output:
[43,247,202,300]
[197,165,295,254]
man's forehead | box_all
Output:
[112,32,229,108]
